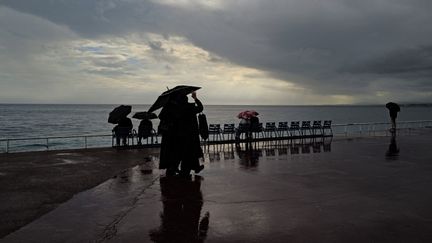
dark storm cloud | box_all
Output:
[347,45,432,76]
[2,0,432,101]
[0,0,162,38]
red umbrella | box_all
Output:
[237,110,259,120]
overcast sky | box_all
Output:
[1,0,431,105]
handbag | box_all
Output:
[198,113,209,140]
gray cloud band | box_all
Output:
[2,0,432,102]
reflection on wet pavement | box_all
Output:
[385,133,400,160]
[7,134,432,242]
[150,176,209,243]
[2,138,333,243]
[203,137,333,166]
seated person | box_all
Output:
[113,116,133,146]
[137,119,153,145]
[249,116,261,132]
[235,118,251,140]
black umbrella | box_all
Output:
[132,111,158,120]
[386,102,400,112]
[108,105,132,124]
[148,85,201,112]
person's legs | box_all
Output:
[235,128,241,140]
[165,156,180,176]
[189,157,204,174]
[390,111,397,131]
[166,166,179,176]
[390,115,396,132]
[179,155,198,176]
[179,165,191,177]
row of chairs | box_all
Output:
[207,120,332,141]
[114,120,333,146]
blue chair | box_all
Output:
[222,124,236,140]
[289,121,300,136]
[300,121,312,136]
[208,124,222,141]
[251,122,264,139]
[312,120,323,136]
[264,122,278,138]
[322,120,333,136]
[277,122,289,137]
[112,126,133,147]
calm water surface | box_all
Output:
[1,104,432,138]
[1,104,431,152]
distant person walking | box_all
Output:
[158,91,204,176]
[386,102,400,132]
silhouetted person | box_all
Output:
[149,176,209,243]
[235,118,250,140]
[113,116,133,146]
[158,92,204,176]
[386,133,400,159]
[138,119,153,145]
[235,116,260,141]
[386,102,400,132]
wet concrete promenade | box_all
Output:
[2,130,432,242]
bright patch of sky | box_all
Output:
[1,0,432,105]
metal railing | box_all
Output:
[1,120,431,153]
[0,134,113,153]
[332,120,432,136]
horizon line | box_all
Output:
[0,102,430,106]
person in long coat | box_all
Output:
[158,92,204,176]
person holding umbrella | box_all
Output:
[235,110,259,140]
[114,116,133,146]
[108,105,133,146]
[153,86,204,176]
[133,111,158,145]
[386,102,400,132]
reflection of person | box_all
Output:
[138,119,153,145]
[235,143,260,168]
[149,176,210,243]
[158,92,204,176]
[386,133,400,159]
[113,116,133,146]
[386,102,400,132]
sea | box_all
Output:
[1,104,432,152]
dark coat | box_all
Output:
[138,119,153,138]
[117,117,133,128]
[158,98,204,170]
[113,117,133,136]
